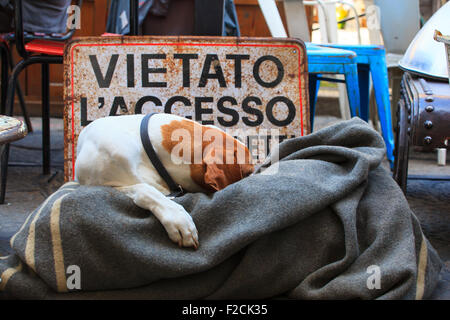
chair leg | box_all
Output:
[0,46,9,204]
[15,80,32,132]
[0,59,19,204]
[42,62,50,175]
[357,64,370,121]
[1,57,38,203]
[343,63,361,118]
[370,58,395,166]
[393,98,409,193]
[389,67,403,134]
[3,42,33,132]
[0,144,10,204]
[337,82,351,120]
[308,73,320,131]
[1,45,8,114]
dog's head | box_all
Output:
[200,134,254,192]
[161,119,254,193]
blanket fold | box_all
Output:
[0,118,442,299]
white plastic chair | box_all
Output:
[369,0,420,107]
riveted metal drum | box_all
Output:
[393,72,450,193]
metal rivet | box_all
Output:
[425,105,434,112]
[424,120,433,129]
[425,96,434,102]
[407,127,411,135]
[424,136,432,144]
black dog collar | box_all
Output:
[140,113,184,198]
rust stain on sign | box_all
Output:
[64,36,309,181]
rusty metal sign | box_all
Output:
[64,36,309,181]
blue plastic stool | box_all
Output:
[318,44,394,166]
[306,43,361,132]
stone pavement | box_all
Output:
[0,116,448,299]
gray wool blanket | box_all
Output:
[0,118,442,299]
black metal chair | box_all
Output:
[0,0,82,204]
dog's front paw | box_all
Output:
[160,204,199,249]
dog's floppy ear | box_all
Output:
[203,148,242,192]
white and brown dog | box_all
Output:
[75,113,254,249]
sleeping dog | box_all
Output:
[75,113,254,249]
